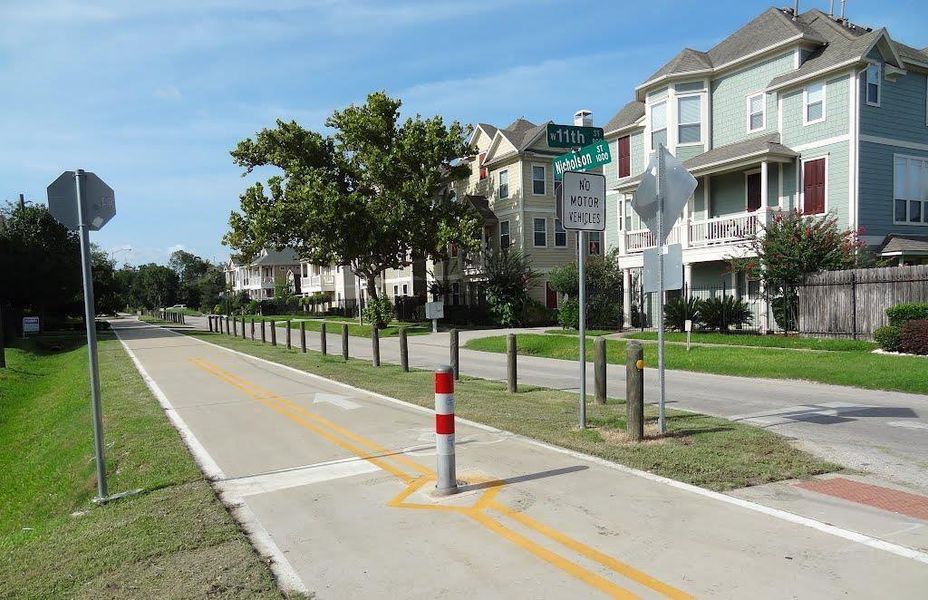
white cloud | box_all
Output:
[155,85,183,100]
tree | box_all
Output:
[483,249,539,327]
[91,247,123,315]
[223,92,481,303]
[733,210,862,331]
[129,264,180,309]
[548,249,623,330]
[168,249,225,311]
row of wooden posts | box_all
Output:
[144,309,186,324]
[205,315,645,441]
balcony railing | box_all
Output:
[301,273,336,291]
[623,209,772,254]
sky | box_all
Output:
[2,0,926,266]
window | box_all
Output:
[747,93,765,132]
[866,63,881,106]
[677,95,701,144]
[554,218,567,247]
[478,152,487,180]
[532,165,546,195]
[500,220,510,249]
[533,218,547,247]
[451,282,461,306]
[393,285,399,297]
[894,156,928,225]
[651,100,667,149]
[617,136,630,178]
[498,169,509,199]
[802,158,826,215]
[588,232,601,255]
[402,284,408,296]
[804,82,825,124]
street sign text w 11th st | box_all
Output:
[546,123,604,148]
[559,171,606,231]
[553,141,611,180]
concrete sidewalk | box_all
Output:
[192,315,928,494]
[114,319,927,598]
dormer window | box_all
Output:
[866,63,881,106]
[804,82,825,125]
[651,100,667,150]
[747,93,765,132]
[677,95,702,144]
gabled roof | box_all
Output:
[481,118,555,166]
[880,234,928,256]
[643,49,712,85]
[603,101,645,135]
[252,247,300,266]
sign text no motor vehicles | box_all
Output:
[559,171,606,232]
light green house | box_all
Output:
[602,6,928,328]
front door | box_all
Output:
[545,282,558,309]
[746,172,762,212]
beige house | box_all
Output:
[224,248,301,300]
[434,112,603,309]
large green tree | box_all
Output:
[224,92,481,301]
[129,264,180,309]
[168,249,225,311]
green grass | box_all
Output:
[0,335,286,599]
[188,330,837,492]
[545,328,619,337]
[249,314,431,338]
[623,331,877,352]
[466,334,928,395]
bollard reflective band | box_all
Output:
[434,366,457,494]
[434,370,454,394]
[435,413,454,435]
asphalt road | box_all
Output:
[192,315,928,493]
[114,319,928,598]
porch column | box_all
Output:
[760,160,769,224]
[622,268,632,329]
[684,263,694,298]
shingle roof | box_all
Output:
[476,123,498,138]
[894,42,928,65]
[643,49,712,84]
[252,247,300,266]
[881,234,928,255]
[464,195,498,224]
[603,101,645,134]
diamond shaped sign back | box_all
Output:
[631,146,697,244]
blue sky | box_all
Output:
[3,0,926,266]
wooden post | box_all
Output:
[241,317,246,339]
[594,337,607,404]
[626,341,644,441]
[232,316,237,336]
[399,327,409,372]
[372,326,380,367]
[321,322,327,356]
[261,320,266,343]
[0,304,6,369]
[270,321,277,346]
[506,333,517,393]
[251,318,255,341]
[450,328,459,381]
[208,315,213,332]
[286,320,292,349]
[341,323,349,361]
[300,321,307,353]
[225,316,230,335]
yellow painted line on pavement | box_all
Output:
[190,356,691,599]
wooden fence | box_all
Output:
[798,265,928,338]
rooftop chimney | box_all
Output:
[574,109,593,127]
[793,0,799,19]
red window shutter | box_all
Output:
[479,152,487,180]
[618,136,630,178]
[747,172,762,212]
[803,159,826,214]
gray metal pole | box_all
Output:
[399,327,409,372]
[341,323,348,361]
[626,340,644,441]
[594,336,606,404]
[321,322,327,356]
[656,145,667,433]
[450,328,459,380]
[76,170,107,501]
[578,230,587,429]
[300,321,307,352]
[507,333,517,393]
[371,326,380,367]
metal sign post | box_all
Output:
[655,150,667,433]
[559,171,606,429]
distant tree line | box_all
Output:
[0,201,226,334]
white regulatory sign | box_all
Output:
[559,171,605,231]
[425,301,444,320]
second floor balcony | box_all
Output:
[624,209,775,253]
[301,272,336,292]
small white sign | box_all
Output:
[23,316,40,334]
[559,171,606,232]
[684,319,693,332]
[425,301,444,320]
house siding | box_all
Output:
[780,74,850,146]
[801,140,850,229]
[858,141,928,239]
[711,52,794,148]
[860,69,928,145]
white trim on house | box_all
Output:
[746,91,766,133]
[499,219,511,249]
[766,58,859,92]
[675,91,704,146]
[799,154,829,216]
[892,153,928,226]
[860,135,928,152]
[531,163,547,196]
[865,62,882,107]
[532,217,548,247]
[791,135,850,152]
[849,69,861,232]
[803,80,826,126]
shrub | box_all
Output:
[899,319,928,355]
[557,298,579,329]
[212,304,222,315]
[699,296,753,332]
[886,303,928,327]
[873,324,903,353]
[771,293,798,332]
[522,298,557,327]
[664,297,700,331]
[364,296,393,329]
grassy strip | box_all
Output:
[623,331,877,352]
[188,331,837,492]
[466,334,928,395]
[247,314,431,338]
[0,335,285,599]
[544,328,619,337]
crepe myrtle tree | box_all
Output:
[224,92,481,305]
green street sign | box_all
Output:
[546,123,604,148]
[553,141,612,180]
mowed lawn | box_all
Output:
[466,333,928,395]
[190,330,837,491]
[0,336,285,599]
[623,331,878,352]
[243,314,432,338]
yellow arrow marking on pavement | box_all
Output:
[190,357,692,600]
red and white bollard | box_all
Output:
[434,365,458,495]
